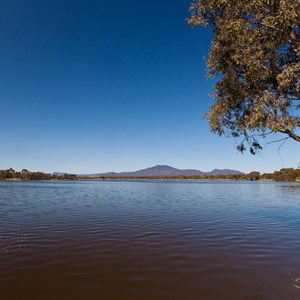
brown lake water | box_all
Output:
[1,180,300,300]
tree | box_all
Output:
[247,171,261,181]
[188,0,300,153]
[272,168,300,181]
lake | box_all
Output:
[1,180,300,299]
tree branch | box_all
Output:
[263,136,290,148]
[281,130,300,142]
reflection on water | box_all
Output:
[0,180,300,299]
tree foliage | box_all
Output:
[188,0,300,153]
[0,168,77,181]
[272,167,300,181]
[247,171,261,180]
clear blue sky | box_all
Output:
[1,0,299,174]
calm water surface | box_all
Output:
[1,180,300,299]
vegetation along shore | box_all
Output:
[82,168,300,182]
[0,168,77,181]
[1,168,299,182]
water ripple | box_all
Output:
[0,180,300,299]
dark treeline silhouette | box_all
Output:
[81,175,245,181]
[0,168,77,181]
[81,168,300,182]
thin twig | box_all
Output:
[278,137,289,166]
[263,136,290,148]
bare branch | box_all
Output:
[263,136,290,148]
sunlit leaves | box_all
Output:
[189,0,300,151]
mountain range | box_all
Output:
[84,165,243,177]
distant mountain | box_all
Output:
[209,169,244,175]
[117,165,204,177]
[84,165,243,177]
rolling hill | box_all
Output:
[85,165,243,177]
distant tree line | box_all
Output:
[82,168,300,182]
[1,168,299,182]
[239,168,300,182]
[0,168,77,181]
[262,168,300,182]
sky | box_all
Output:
[0,0,299,174]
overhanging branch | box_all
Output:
[281,130,300,142]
